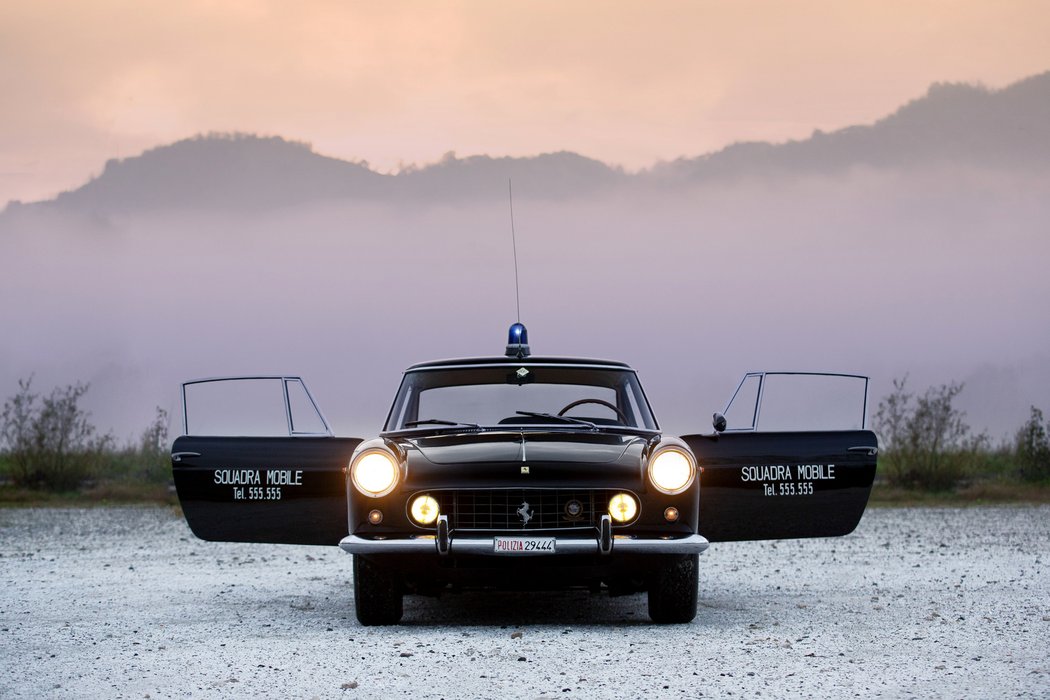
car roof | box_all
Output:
[405,356,633,371]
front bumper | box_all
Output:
[339,532,709,556]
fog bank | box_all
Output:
[2,164,1047,443]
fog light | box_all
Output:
[368,509,383,525]
[664,506,680,522]
[410,494,440,525]
[608,493,638,523]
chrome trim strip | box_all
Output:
[599,515,612,554]
[406,363,639,373]
[340,535,438,554]
[612,534,709,554]
[437,515,450,555]
[338,533,709,556]
[455,538,600,556]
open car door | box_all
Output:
[171,376,362,545]
[682,372,878,543]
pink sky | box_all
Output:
[1,0,1048,204]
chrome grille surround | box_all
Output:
[410,488,638,531]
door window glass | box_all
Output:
[184,378,288,436]
[757,374,867,431]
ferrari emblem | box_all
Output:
[516,501,534,525]
[520,465,530,474]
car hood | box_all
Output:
[399,431,650,489]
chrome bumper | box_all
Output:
[338,533,709,556]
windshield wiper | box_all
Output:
[515,410,596,430]
[402,418,481,429]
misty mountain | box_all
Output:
[13,137,624,215]
[658,71,1050,181]
[5,70,1049,216]
[39,135,388,214]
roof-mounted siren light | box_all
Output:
[505,322,531,358]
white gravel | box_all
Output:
[1,505,1048,699]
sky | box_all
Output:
[2,0,1050,205]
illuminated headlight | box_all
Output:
[608,493,638,523]
[648,448,696,495]
[350,449,400,497]
[410,494,440,525]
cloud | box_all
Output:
[3,0,1049,203]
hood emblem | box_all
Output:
[516,367,529,378]
[516,501,534,525]
[520,465,530,474]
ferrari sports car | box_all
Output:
[171,324,878,625]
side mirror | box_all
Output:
[712,412,727,433]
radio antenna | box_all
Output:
[508,179,521,322]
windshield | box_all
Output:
[384,365,658,432]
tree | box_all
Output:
[0,377,111,491]
[136,406,171,483]
[874,376,984,489]
[1015,406,1050,482]
[0,378,38,485]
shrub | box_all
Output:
[137,406,172,483]
[0,377,112,491]
[108,406,171,484]
[1015,406,1050,482]
[874,377,985,490]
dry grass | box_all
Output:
[870,480,1050,507]
[0,482,178,507]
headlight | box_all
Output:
[648,448,695,494]
[410,494,440,525]
[350,449,400,497]
[608,493,638,523]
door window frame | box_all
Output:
[721,372,870,432]
[181,376,334,437]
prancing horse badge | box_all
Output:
[520,465,530,474]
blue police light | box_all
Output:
[505,322,531,358]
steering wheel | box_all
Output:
[557,398,628,424]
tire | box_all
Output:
[353,555,404,626]
[647,554,699,624]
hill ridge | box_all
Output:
[7,70,1049,214]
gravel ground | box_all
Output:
[1,506,1048,699]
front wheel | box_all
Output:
[647,554,699,623]
[353,555,404,626]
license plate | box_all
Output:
[493,536,556,555]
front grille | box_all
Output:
[429,489,621,531]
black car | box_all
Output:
[172,324,878,625]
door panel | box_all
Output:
[172,435,361,545]
[683,430,877,542]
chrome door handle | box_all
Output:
[847,446,878,456]
[171,451,201,462]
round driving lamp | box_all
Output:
[608,493,638,523]
[350,449,400,497]
[648,448,696,495]
[410,494,440,525]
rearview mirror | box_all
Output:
[712,412,727,433]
